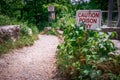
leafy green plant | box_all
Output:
[0,14,12,26]
[57,20,116,79]
[14,35,34,48]
[28,23,39,34]
[45,28,57,35]
[0,39,14,54]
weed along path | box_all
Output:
[0,35,60,80]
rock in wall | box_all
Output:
[0,25,20,43]
[101,27,120,40]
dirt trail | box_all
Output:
[0,35,60,80]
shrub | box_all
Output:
[0,39,14,54]
[57,21,117,79]
[38,21,49,31]
[28,23,39,34]
[0,15,11,26]
[54,13,75,30]
[14,35,34,48]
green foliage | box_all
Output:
[28,24,39,34]
[0,14,12,26]
[38,21,49,31]
[0,19,38,54]
[14,22,39,37]
[73,0,117,10]
[0,0,23,17]
[44,13,75,36]
[14,35,34,48]
[57,20,116,79]
[44,3,69,18]
[20,25,30,36]
[0,0,72,31]
[0,39,14,54]
[46,28,58,35]
[53,13,75,30]
[0,35,34,54]
[18,22,38,45]
[86,0,109,10]
[36,3,70,31]
[0,0,117,31]
[97,60,120,80]
[0,14,22,26]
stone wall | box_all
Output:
[101,27,120,40]
[0,25,20,43]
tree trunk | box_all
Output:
[34,0,37,26]
[116,0,120,27]
[108,0,113,27]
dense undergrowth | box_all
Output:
[0,14,38,54]
[57,17,120,80]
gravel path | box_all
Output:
[0,35,60,80]
[0,34,119,80]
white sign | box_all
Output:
[76,10,101,29]
[48,6,54,12]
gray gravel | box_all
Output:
[0,35,60,80]
[111,40,120,54]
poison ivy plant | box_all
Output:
[57,20,116,80]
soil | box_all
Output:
[0,35,61,80]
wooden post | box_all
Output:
[116,0,120,27]
[48,6,55,26]
[108,0,113,27]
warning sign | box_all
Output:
[76,10,101,29]
[48,6,54,12]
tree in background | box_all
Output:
[0,0,119,29]
[0,0,24,17]
[108,0,113,27]
[116,0,120,27]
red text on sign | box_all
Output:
[78,12,100,18]
[79,18,97,23]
